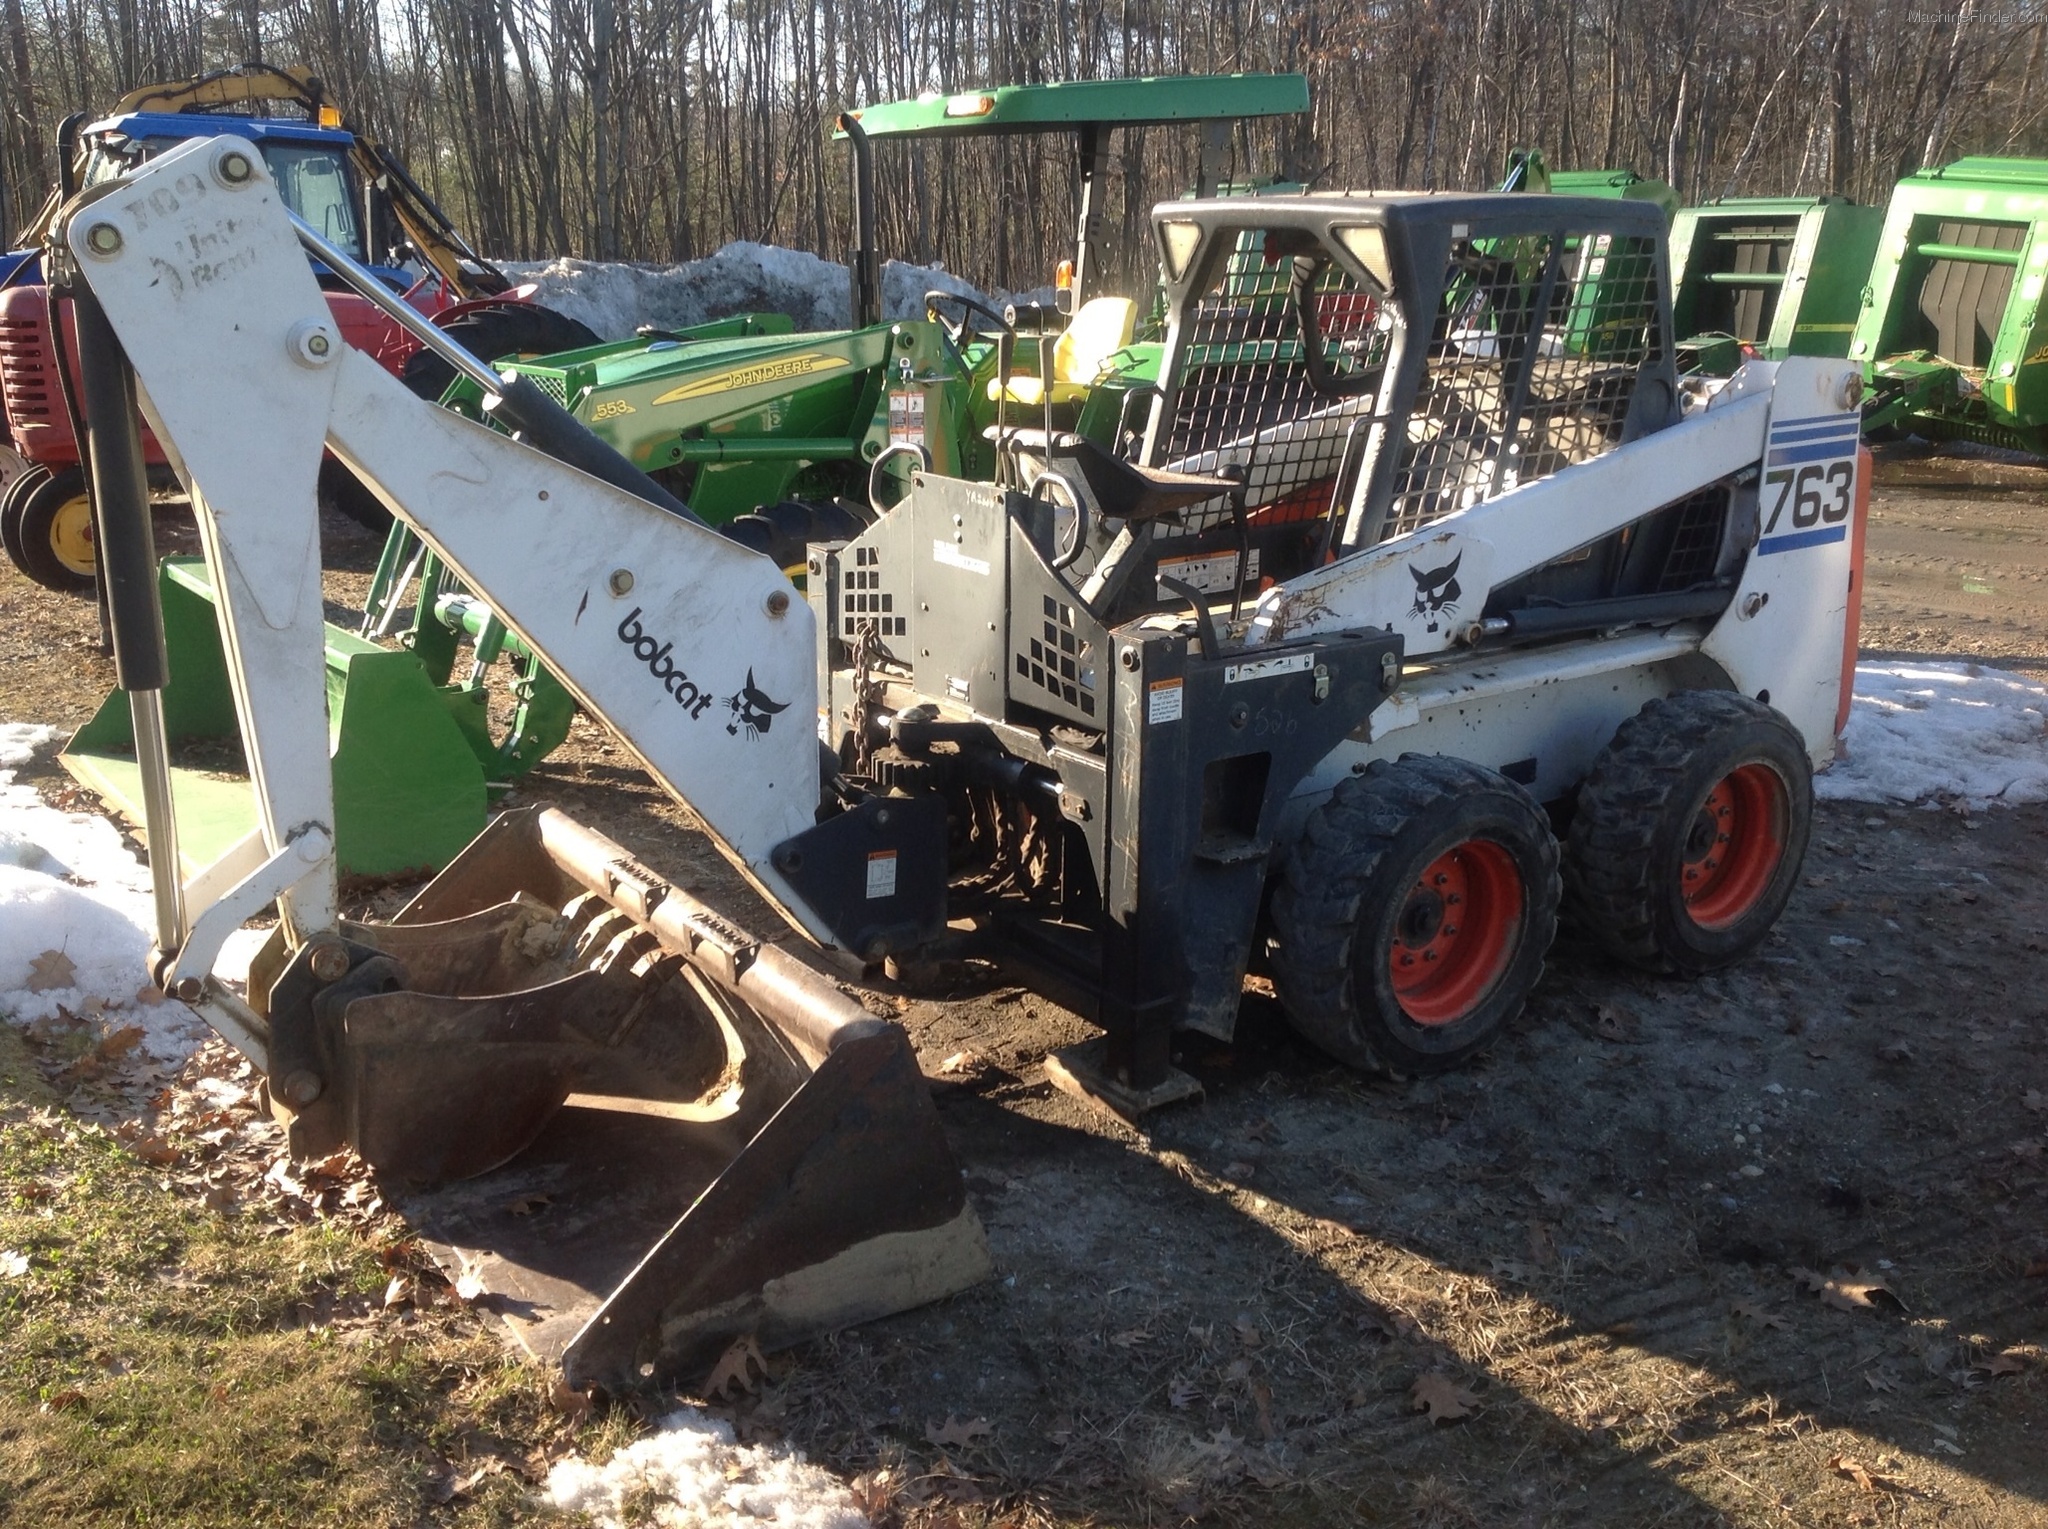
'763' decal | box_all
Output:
[1758,457,1854,555]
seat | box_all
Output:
[987,296,1138,409]
[1045,433,1241,525]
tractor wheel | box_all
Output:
[1564,690,1812,975]
[0,465,46,577]
[318,454,395,537]
[3,465,96,593]
[399,303,601,404]
[1270,754,1561,1076]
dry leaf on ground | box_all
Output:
[25,948,77,992]
[1975,1350,2027,1378]
[1827,1453,1904,1494]
[548,1378,594,1419]
[925,1415,991,1450]
[1730,1300,1788,1330]
[1411,1371,1476,1423]
[0,1250,28,1278]
[1792,1266,1903,1312]
[702,1333,767,1399]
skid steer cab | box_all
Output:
[61,141,1861,1388]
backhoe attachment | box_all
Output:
[57,134,989,1390]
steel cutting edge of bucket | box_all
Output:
[252,806,991,1390]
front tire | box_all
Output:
[1564,690,1812,974]
[1271,754,1561,1075]
[3,465,94,592]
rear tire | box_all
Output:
[1564,690,1812,974]
[1270,754,1561,1076]
[398,303,601,403]
[4,465,95,592]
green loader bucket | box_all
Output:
[62,558,491,877]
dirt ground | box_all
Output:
[2,448,2046,1527]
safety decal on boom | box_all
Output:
[1756,412,1858,557]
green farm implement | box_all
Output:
[1501,149,1678,222]
[1852,157,2048,453]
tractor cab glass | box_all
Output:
[259,142,364,260]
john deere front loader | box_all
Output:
[1852,156,2048,454]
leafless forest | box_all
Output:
[1,0,2044,295]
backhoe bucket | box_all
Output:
[61,557,497,876]
[252,806,990,1391]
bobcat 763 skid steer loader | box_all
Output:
[55,137,1866,1389]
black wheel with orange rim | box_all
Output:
[1270,754,1561,1076]
[1565,691,1812,975]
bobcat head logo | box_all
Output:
[1408,553,1463,633]
[725,668,791,740]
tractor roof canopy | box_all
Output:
[839,73,1308,139]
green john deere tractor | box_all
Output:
[450,72,1314,562]
[1852,156,2048,453]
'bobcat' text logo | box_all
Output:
[726,669,791,740]
[617,607,716,718]
[1408,553,1462,633]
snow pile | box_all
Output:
[1820,660,2048,807]
[544,1408,867,1528]
[0,721,206,1058]
[503,240,1002,339]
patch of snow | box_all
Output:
[502,240,1008,340]
[1818,660,2048,807]
[544,1407,867,1528]
[0,722,206,1059]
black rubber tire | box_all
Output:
[1270,753,1561,1076]
[1564,690,1813,975]
[317,453,395,536]
[398,302,602,404]
[5,464,95,592]
[0,464,48,578]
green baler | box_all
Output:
[1853,156,2048,451]
[1668,196,1883,374]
